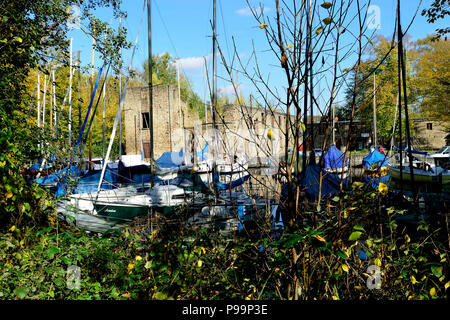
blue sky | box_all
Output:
[67,0,447,110]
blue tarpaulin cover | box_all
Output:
[363,149,388,169]
[197,143,208,162]
[299,164,341,200]
[362,149,390,189]
[72,163,118,194]
[324,145,349,169]
[213,173,250,191]
[156,149,185,168]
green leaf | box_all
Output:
[431,266,443,278]
[336,250,347,260]
[14,287,29,299]
[45,247,60,259]
[353,225,365,232]
[332,196,340,202]
[348,231,362,241]
[153,291,168,300]
[365,35,374,46]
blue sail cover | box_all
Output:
[213,173,250,191]
[34,162,120,196]
[324,145,349,169]
[363,150,388,169]
[34,165,82,196]
[197,143,208,161]
[117,160,163,185]
[72,163,118,194]
[156,149,185,168]
[300,164,341,200]
[362,150,390,189]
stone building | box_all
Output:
[413,118,448,150]
[213,104,298,165]
[123,84,199,159]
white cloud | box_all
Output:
[219,84,243,96]
[176,55,211,70]
[236,6,271,17]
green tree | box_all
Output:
[342,36,418,145]
[0,0,128,228]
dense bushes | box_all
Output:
[1,182,448,300]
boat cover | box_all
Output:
[156,149,185,168]
[213,173,250,191]
[300,164,341,199]
[324,145,349,169]
[362,149,390,189]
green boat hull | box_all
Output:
[94,203,150,222]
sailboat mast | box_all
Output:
[52,68,56,131]
[332,40,335,145]
[102,34,106,163]
[68,37,73,148]
[212,0,217,131]
[373,73,377,146]
[397,0,416,202]
[89,34,95,169]
[42,73,47,128]
[119,17,123,157]
[37,72,40,128]
[211,0,218,198]
[147,0,154,186]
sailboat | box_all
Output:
[389,148,450,185]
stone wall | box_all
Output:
[215,105,298,165]
[413,119,448,150]
[123,85,199,159]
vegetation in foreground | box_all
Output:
[0,182,448,300]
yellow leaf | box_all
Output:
[354,285,364,290]
[439,275,445,282]
[197,260,203,268]
[259,23,268,29]
[341,264,349,272]
[405,234,410,243]
[411,275,419,284]
[374,258,382,267]
[429,287,436,296]
[332,295,339,300]
[6,191,13,199]
[286,45,293,49]
[445,281,450,290]
[135,256,142,261]
[200,246,206,255]
[9,225,16,232]
[245,293,252,300]
[378,182,388,196]
[312,234,326,242]
[315,27,323,36]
